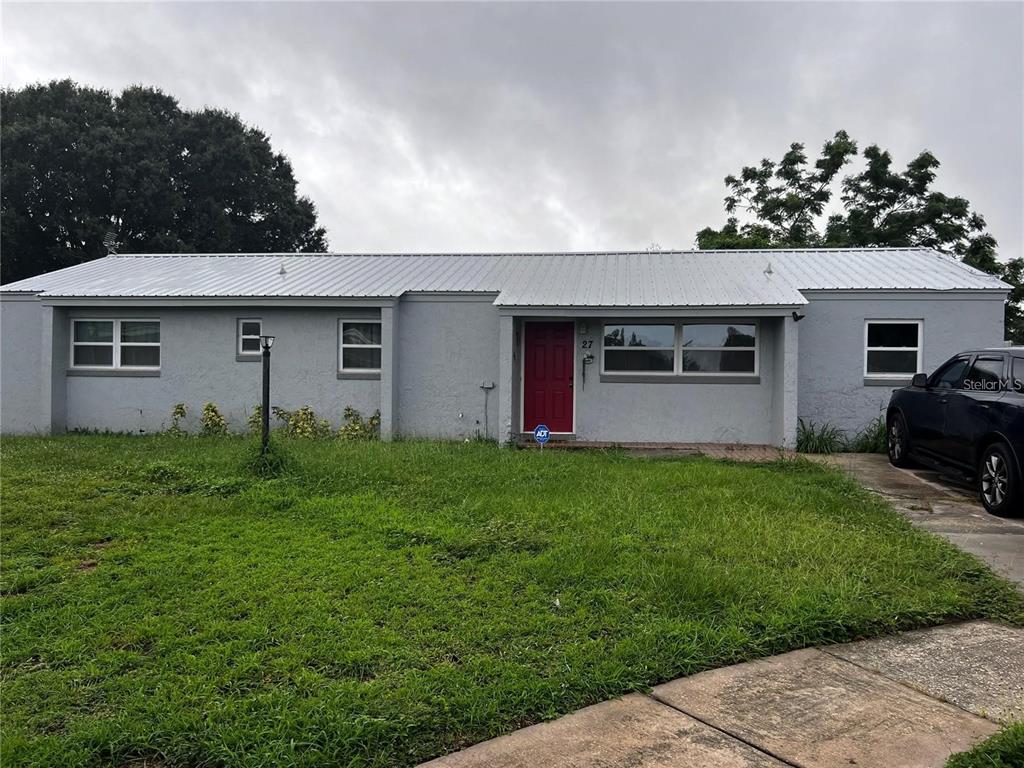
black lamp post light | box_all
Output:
[260,335,275,454]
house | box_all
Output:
[0,248,1009,445]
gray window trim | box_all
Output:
[67,369,160,378]
[600,374,760,385]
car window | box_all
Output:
[963,356,1005,393]
[931,358,970,390]
[1012,357,1024,393]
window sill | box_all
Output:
[599,374,760,385]
[337,371,381,380]
[236,354,262,362]
[864,376,912,387]
[67,369,160,378]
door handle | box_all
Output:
[938,398,948,404]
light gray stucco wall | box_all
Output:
[1,296,45,433]
[396,296,500,439]
[798,292,1006,434]
[571,318,778,444]
[60,306,380,434]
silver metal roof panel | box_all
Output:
[0,248,1008,307]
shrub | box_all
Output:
[285,405,333,439]
[271,406,292,426]
[845,416,887,454]
[200,403,229,436]
[338,407,381,441]
[167,403,188,436]
[796,418,845,454]
[248,405,263,435]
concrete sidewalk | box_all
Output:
[420,621,1023,768]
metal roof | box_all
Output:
[0,248,1008,307]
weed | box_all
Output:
[846,416,888,454]
[796,418,846,453]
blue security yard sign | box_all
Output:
[533,424,551,447]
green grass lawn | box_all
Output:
[2,436,1022,767]
[946,722,1024,768]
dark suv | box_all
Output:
[886,348,1024,515]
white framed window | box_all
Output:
[237,318,263,356]
[682,323,758,375]
[601,324,675,374]
[71,319,160,370]
[600,321,758,376]
[339,320,382,372]
[864,320,922,377]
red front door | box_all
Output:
[523,322,574,434]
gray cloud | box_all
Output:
[3,2,1021,260]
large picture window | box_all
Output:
[340,320,382,372]
[601,321,758,376]
[682,323,757,374]
[71,319,160,369]
[865,320,921,377]
[602,324,675,373]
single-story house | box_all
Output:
[0,248,1010,446]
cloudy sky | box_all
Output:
[3,2,1022,260]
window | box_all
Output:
[865,321,921,377]
[238,319,262,355]
[340,320,382,372]
[1013,358,1024,393]
[71,319,160,369]
[931,357,970,390]
[682,323,757,374]
[602,324,675,373]
[963,356,1005,392]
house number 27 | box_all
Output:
[581,340,593,349]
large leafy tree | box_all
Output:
[1,80,327,283]
[697,131,1022,342]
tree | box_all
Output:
[1,80,327,283]
[697,132,1022,342]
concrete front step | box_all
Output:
[420,621,1023,768]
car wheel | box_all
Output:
[887,413,913,467]
[978,442,1021,516]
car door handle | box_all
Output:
[938,398,948,404]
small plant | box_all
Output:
[285,405,333,439]
[167,403,188,436]
[338,407,381,441]
[271,406,292,426]
[796,418,846,454]
[200,403,229,437]
[247,405,263,435]
[845,416,887,454]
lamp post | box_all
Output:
[260,335,275,454]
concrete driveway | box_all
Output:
[827,453,1024,589]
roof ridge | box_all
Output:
[111,247,937,259]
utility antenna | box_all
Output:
[279,260,287,276]
[764,260,774,277]
[102,231,121,255]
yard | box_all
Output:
[2,436,1022,767]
